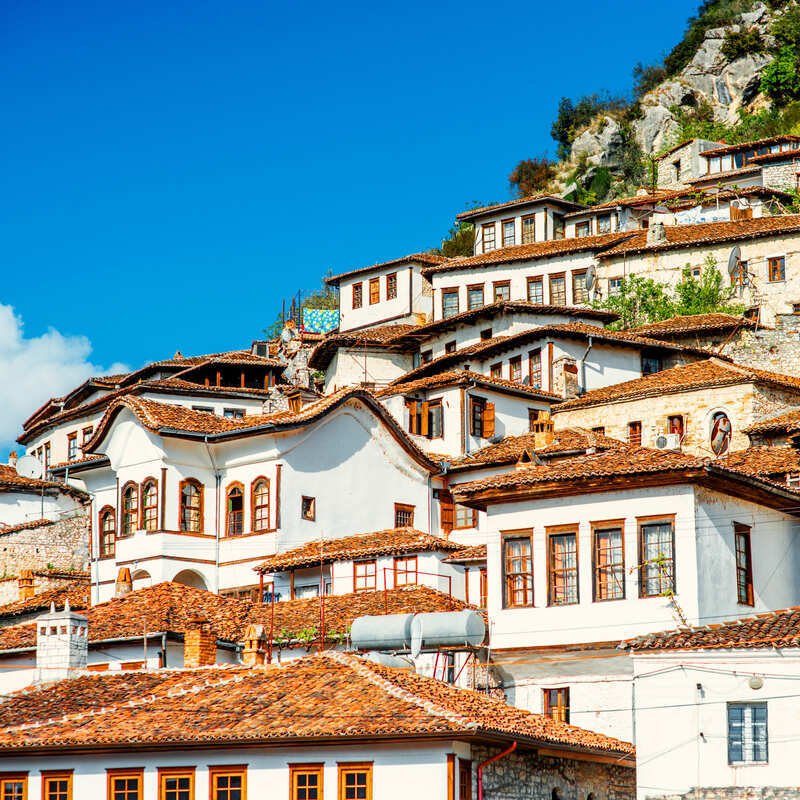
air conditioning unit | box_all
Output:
[654,433,681,451]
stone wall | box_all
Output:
[762,161,799,192]
[651,788,800,800]
[0,512,89,578]
[470,744,635,800]
[720,315,800,377]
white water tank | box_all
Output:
[350,613,414,651]
[410,610,486,657]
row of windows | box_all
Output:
[351,273,398,309]
[0,763,373,800]
[479,214,566,253]
[730,255,787,285]
[65,426,94,461]
[501,520,754,608]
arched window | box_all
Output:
[710,411,732,456]
[180,479,203,532]
[121,482,138,536]
[226,482,244,536]
[141,479,159,532]
[99,507,116,557]
[251,478,270,532]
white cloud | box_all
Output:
[0,304,128,454]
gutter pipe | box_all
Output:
[579,336,593,395]
[477,741,517,800]
[203,435,222,594]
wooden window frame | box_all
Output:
[453,503,478,530]
[442,288,459,318]
[521,215,536,244]
[301,496,316,521]
[208,765,247,800]
[548,273,566,305]
[526,276,543,304]
[289,764,324,800]
[501,218,516,247]
[479,568,488,607]
[734,522,754,606]
[543,687,570,723]
[106,769,144,800]
[427,400,444,439]
[120,481,139,537]
[502,530,534,608]
[179,478,204,533]
[158,767,195,800]
[467,283,485,310]
[528,348,542,388]
[492,280,511,303]
[509,355,522,383]
[469,396,486,437]
[596,213,612,234]
[528,408,540,432]
[394,502,415,528]
[444,340,457,353]
[481,223,496,253]
[0,774,26,800]
[385,272,398,300]
[81,426,94,447]
[353,560,377,593]
[337,763,373,800]
[98,505,116,559]
[591,521,625,602]
[574,220,591,238]
[225,481,245,537]
[489,362,503,379]
[67,432,78,461]
[140,477,159,532]
[638,515,676,598]
[369,277,380,305]
[352,283,362,309]
[571,270,588,304]
[768,255,786,283]
[394,554,418,586]
[546,526,579,606]
[627,420,642,447]
[251,477,271,532]
[41,771,72,800]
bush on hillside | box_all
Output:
[771,4,800,47]
[632,63,668,101]
[760,45,800,104]
[721,26,765,60]
[508,157,557,197]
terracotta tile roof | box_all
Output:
[256,528,462,573]
[421,232,633,277]
[444,544,487,564]
[0,466,87,500]
[627,606,800,652]
[665,186,792,211]
[565,189,683,215]
[744,409,800,436]
[654,138,709,160]
[0,518,55,535]
[325,253,447,285]
[455,195,586,221]
[687,165,761,184]
[553,358,800,412]
[713,446,800,486]
[377,370,562,402]
[749,150,800,165]
[598,215,800,259]
[630,313,759,339]
[308,324,419,370]
[0,651,634,759]
[700,135,800,158]
[0,579,90,622]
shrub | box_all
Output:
[760,45,800,105]
[771,4,800,48]
[633,63,668,100]
[508,157,557,197]
[721,26,765,60]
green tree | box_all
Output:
[673,258,745,315]
[595,274,675,329]
[508,157,557,197]
[433,221,475,258]
[760,45,800,105]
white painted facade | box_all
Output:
[322,348,412,393]
[0,488,81,528]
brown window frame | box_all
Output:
[592,521,625,602]
[735,523,754,606]
[638,515,676,598]
[470,396,486,437]
[529,348,542,388]
[81,426,94,447]
[591,426,605,435]
[394,554,418,586]
[628,421,642,447]
[67,432,78,461]
[492,280,511,302]
[509,355,522,383]
[501,218,516,247]
[543,687,570,723]
[502,530,534,608]
[575,220,591,238]
[467,283,485,310]
[571,270,588,304]
[768,256,786,282]
[369,277,380,305]
[453,503,477,529]
[547,526,579,606]
[526,276,543,304]
[353,560,377,593]
[42,771,72,800]
[301,496,316,521]
[522,215,536,244]
[120,481,139,537]
[481,223,496,253]
[208,765,246,800]
[385,272,398,300]
[444,340,457,354]
[179,479,204,533]
[158,767,195,800]
[394,502,415,528]
[528,408,540,431]
[442,288,460,318]
[338,763,373,800]
[352,283,363,309]
[107,769,144,800]
[0,774,27,800]
[98,506,116,558]
[489,362,503,379]
[289,764,323,800]
[549,273,566,305]
[479,568,488,607]
[251,477,271,532]
[140,478,159,532]
[597,213,612,234]
[225,481,245,536]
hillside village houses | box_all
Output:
[9,133,800,797]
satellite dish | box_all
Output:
[727,245,742,276]
[280,324,297,344]
[15,455,43,480]
[585,264,597,291]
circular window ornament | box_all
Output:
[710,412,732,456]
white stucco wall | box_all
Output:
[323,348,413,393]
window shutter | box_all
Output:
[406,400,417,435]
[483,402,495,438]
[421,401,430,437]
[440,492,454,535]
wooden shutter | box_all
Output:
[405,400,418,434]
[420,401,430,437]
[483,402,495,438]
[440,492,454,535]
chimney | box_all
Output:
[7,451,17,468]
[647,221,667,246]
[531,417,555,450]
[242,623,267,666]
[18,569,35,601]
[114,567,133,598]
[184,617,217,668]
[35,601,88,683]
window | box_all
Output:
[180,479,203,533]
[641,354,662,375]
[107,769,143,800]
[529,349,542,388]
[99,507,116,558]
[502,219,515,247]
[42,772,72,800]
[43,442,50,472]
[543,688,570,723]
[522,215,536,244]
[444,340,457,354]
[454,503,477,529]
[369,277,380,305]
[192,406,214,414]
[479,568,488,607]
[639,519,675,597]
[490,362,503,379]
[0,776,26,800]
[591,426,605,435]
[386,272,397,300]
[442,290,459,318]
[480,328,492,340]
[527,276,543,304]
[469,396,494,438]
[549,274,566,305]
[668,415,684,438]
[354,560,376,592]
[421,349,433,364]
[352,283,362,309]
[252,478,270,531]
[405,400,442,439]
[503,532,533,608]
[458,759,472,800]
[575,221,590,238]
[301,496,316,521]
[121,482,139,536]
[467,284,484,310]
[509,356,522,383]
[394,503,415,527]
[226,483,244,536]
[735,523,754,606]
[290,765,323,800]
[728,703,767,764]
[209,766,246,800]
[572,270,588,304]
[428,401,443,438]
[597,214,612,234]
[223,408,245,419]
[141,479,158,532]
[394,555,417,586]
[492,281,510,302]
[672,159,681,182]
[67,433,78,461]
[338,764,372,800]
[82,427,94,447]
[608,277,622,296]
[553,215,565,239]
[768,256,785,282]
[548,530,578,605]
[159,768,194,800]
[628,421,642,446]
[528,409,540,431]
[482,223,496,253]
[593,525,624,601]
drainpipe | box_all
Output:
[463,379,477,455]
[477,741,517,800]
[203,436,222,594]
[579,336,593,395]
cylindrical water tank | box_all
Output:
[362,651,415,670]
[410,610,486,657]
[350,613,414,651]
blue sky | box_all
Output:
[0,0,700,451]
